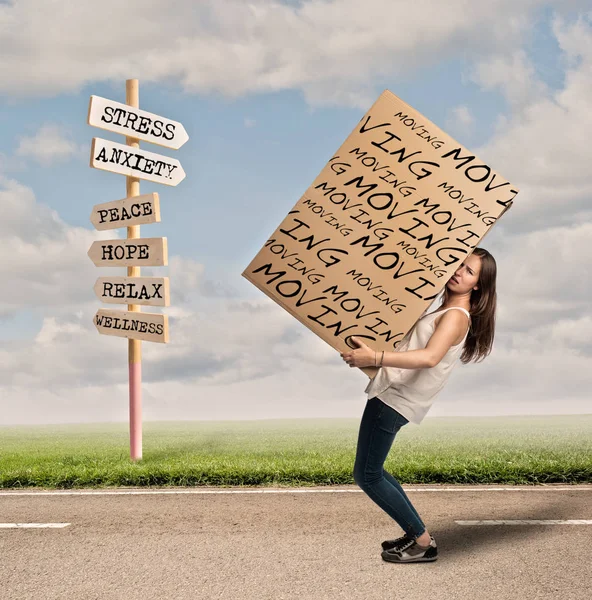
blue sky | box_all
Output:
[0,58,515,335]
[1,1,590,424]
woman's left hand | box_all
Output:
[341,337,376,368]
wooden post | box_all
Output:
[126,79,142,461]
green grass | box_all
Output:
[1,415,590,488]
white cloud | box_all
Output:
[553,11,592,60]
[439,345,592,417]
[0,176,119,319]
[490,220,591,328]
[469,49,549,113]
[446,105,475,138]
[3,290,592,423]
[458,15,592,409]
[0,175,330,410]
[0,0,564,107]
[0,176,238,323]
[472,14,592,235]
[16,124,80,166]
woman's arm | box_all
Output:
[423,310,468,366]
[341,339,432,369]
[341,311,467,369]
[381,348,433,369]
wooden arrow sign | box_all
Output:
[90,138,186,186]
[90,193,160,231]
[94,308,169,343]
[88,95,189,149]
[87,237,167,267]
[94,276,170,306]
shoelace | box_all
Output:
[386,534,409,546]
[390,537,417,553]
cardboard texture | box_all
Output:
[242,90,518,377]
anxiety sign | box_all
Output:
[90,138,186,186]
[242,89,518,377]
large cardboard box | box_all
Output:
[242,90,518,377]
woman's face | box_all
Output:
[447,254,482,293]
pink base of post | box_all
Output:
[129,361,142,460]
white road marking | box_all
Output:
[0,523,70,528]
[0,486,591,496]
[456,520,592,525]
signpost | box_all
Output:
[87,79,187,461]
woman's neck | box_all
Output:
[441,301,470,308]
[440,290,472,311]
[439,296,471,311]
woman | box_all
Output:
[341,247,497,564]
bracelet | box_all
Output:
[380,351,384,366]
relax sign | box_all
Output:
[243,89,518,377]
[94,277,170,307]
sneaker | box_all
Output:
[381,536,438,563]
[381,534,411,551]
[381,533,435,552]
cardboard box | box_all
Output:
[242,90,518,377]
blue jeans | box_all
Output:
[353,396,426,541]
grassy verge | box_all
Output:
[1,415,590,488]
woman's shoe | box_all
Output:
[381,533,434,551]
[381,534,411,551]
[381,536,438,563]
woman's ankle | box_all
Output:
[415,531,431,545]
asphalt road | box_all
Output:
[1,484,591,600]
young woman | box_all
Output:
[341,247,497,564]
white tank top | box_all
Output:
[364,306,471,425]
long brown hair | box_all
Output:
[440,247,497,364]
